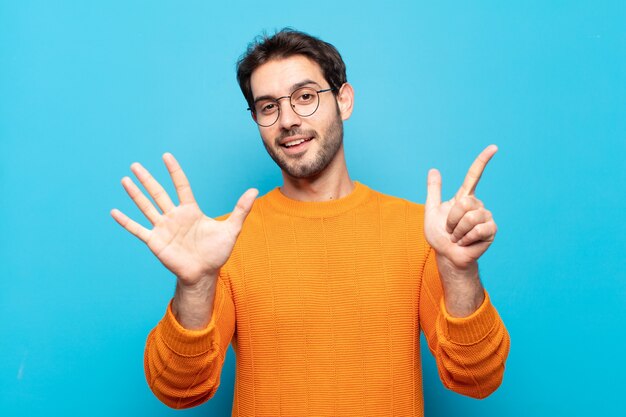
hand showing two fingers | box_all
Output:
[111,153,258,286]
[424,145,499,269]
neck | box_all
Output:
[279,146,354,202]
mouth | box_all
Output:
[279,136,314,155]
[281,136,314,148]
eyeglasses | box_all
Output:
[248,87,336,127]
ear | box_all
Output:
[336,82,354,121]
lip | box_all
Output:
[279,135,314,147]
[280,136,314,155]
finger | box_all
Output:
[455,144,498,199]
[110,208,151,243]
[163,152,196,205]
[227,188,259,230]
[450,209,492,243]
[121,177,161,225]
[446,195,483,234]
[130,162,176,213]
[457,221,497,246]
[425,169,442,211]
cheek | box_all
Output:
[259,128,276,146]
[317,103,341,125]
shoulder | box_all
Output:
[213,190,276,244]
[213,189,276,222]
[367,186,425,220]
[365,186,430,256]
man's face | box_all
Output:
[250,55,347,179]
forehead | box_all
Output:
[250,55,326,99]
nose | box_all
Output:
[276,97,302,130]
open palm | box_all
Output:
[111,153,257,286]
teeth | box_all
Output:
[285,138,307,147]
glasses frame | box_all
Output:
[248,87,336,127]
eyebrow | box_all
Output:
[253,79,323,104]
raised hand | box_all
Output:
[424,145,498,270]
[111,153,258,287]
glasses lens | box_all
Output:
[251,87,324,126]
[253,100,279,127]
[291,87,319,117]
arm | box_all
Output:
[421,145,510,397]
[111,153,256,407]
[144,275,236,408]
[419,247,510,398]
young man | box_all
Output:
[111,29,510,416]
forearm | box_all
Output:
[145,278,236,408]
[420,247,510,398]
[434,293,510,398]
[435,255,484,317]
[172,273,218,330]
[145,303,223,409]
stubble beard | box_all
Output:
[262,112,344,179]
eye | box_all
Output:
[257,102,277,114]
[293,89,316,104]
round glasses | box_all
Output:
[248,87,336,127]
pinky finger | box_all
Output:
[111,209,151,243]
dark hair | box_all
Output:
[236,28,347,110]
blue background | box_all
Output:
[1,1,624,415]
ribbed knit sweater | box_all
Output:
[145,182,510,416]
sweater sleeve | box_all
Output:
[419,246,510,399]
[143,275,236,409]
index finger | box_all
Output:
[455,145,498,198]
[163,152,196,205]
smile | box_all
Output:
[282,137,313,148]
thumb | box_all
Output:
[228,188,259,229]
[425,169,442,211]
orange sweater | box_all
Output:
[145,182,510,416]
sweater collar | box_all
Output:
[262,181,373,218]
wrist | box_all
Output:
[176,272,217,294]
[436,255,478,281]
[172,273,218,330]
[435,255,484,317]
